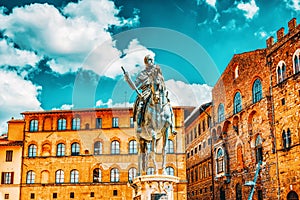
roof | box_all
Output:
[184,102,212,126]
[0,139,23,146]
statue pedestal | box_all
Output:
[130,175,179,200]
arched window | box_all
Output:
[70,170,79,183]
[72,118,80,130]
[218,104,225,123]
[71,142,80,156]
[110,168,119,182]
[166,139,174,154]
[255,135,263,163]
[93,168,101,183]
[94,141,102,155]
[111,140,120,154]
[128,167,137,181]
[293,49,300,74]
[55,170,64,183]
[287,191,299,200]
[28,144,37,158]
[216,148,224,173]
[41,143,51,156]
[203,165,207,178]
[147,167,154,175]
[236,183,242,200]
[277,61,287,83]
[282,129,292,149]
[57,143,65,156]
[234,65,239,79]
[237,145,243,169]
[26,171,35,184]
[57,118,66,130]
[253,79,262,103]
[29,119,38,132]
[166,167,174,176]
[234,92,242,114]
[129,140,137,154]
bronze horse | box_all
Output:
[122,66,176,176]
[135,86,175,175]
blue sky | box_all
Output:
[0,0,299,133]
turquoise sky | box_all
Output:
[0,0,299,133]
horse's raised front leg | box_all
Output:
[162,126,169,175]
[151,130,158,175]
[138,139,147,176]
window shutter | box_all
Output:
[11,172,14,184]
[1,172,4,184]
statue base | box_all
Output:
[130,175,179,200]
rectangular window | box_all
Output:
[202,120,206,132]
[208,138,211,145]
[30,193,35,199]
[1,172,14,184]
[53,193,57,199]
[96,118,102,129]
[6,150,13,162]
[207,117,210,128]
[130,117,134,128]
[70,192,74,199]
[113,190,118,196]
[90,192,94,197]
[258,190,263,200]
[281,98,285,105]
[4,194,9,199]
[112,117,119,128]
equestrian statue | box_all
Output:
[122,55,177,176]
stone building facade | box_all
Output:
[185,103,214,200]
[266,18,300,200]
[18,107,190,200]
[208,18,300,200]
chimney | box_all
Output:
[7,119,25,141]
[276,27,284,41]
[266,36,274,48]
[288,18,297,32]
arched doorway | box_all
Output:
[236,183,242,200]
[287,191,299,200]
[220,187,226,200]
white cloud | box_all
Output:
[0,38,40,67]
[165,80,212,107]
[0,0,140,74]
[237,0,259,19]
[206,0,216,8]
[52,104,74,110]
[95,99,133,108]
[83,38,155,79]
[221,19,237,30]
[254,27,268,39]
[284,0,300,10]
[0,70,42,134]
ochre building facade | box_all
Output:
[0,119,24,200]
[18,107,190,200]
[185,103,214,200]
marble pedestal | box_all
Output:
[130,175,179,200]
